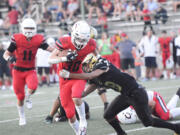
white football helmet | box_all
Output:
[21,18,37,38]
[116,107,139,124]
[71,20,91,50]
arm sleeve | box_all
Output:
[7,42,16,52]
[39,39,49,50]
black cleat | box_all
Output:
[176,88,180,97]
[45,115,53,124]
[174,124,180,134]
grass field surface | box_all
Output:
[0,79,179,135]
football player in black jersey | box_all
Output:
[59,53,180,135]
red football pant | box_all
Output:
[59,80,86,118]
[153,92,170,120]
[12,69,38,101]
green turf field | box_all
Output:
[0,79,180,135]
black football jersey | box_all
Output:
[89,64,139,95]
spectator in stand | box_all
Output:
[87,0,101,20]
[125,1,136,22]
[158,30,175,79]
[110,31,121,68]
[142,4,154,35]
[97,11,108,33]
[154,6,168,24]
[174,29,180,75]
[170,30,177,77]
[147,0,159,13]
[173,0,180,12]
[6,6,20,35]
[97,32,113,63]
[115,33,137,79]
[66,0,79,22]
[56,1,67,22]
[101,0,114,16]
[42,7,52,23]
[139,28,158,81]
[0,43,11,90]
[112,0,122,19]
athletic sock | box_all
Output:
[167,95,179,110]
[75,102,86,124]
[17,105,25,118]
[170,108,180,118]
[108,118,126,134]
[69,119,79,135]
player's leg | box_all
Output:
[104,95,130,135]
[25,70,38,109]
[60,82,79,135]
[167,88,180,119]
[12,69,26,125]
[45,96,60,123]
[97,88,109,111]
[37,67,43,86]
[132,88,180,134]
[72,80,87,135]
[44,67,50,86]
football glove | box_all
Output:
[59,69,70,78]
[66,50,78,62]
[8,56,16,63]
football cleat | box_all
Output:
[45,115,53,124]
[174,123,180,134]
[19,117,26,126]
[79,126,87,135]
[26,99,32,109]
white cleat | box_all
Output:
[78,126,87,135]
[26,99,32,109]
[79,121,87,135]
[19,117,26,126]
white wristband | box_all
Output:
[4,56,10,61]
[48,57,67,64]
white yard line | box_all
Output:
[0,105,103,124]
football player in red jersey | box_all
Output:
[48,20,97,135]
[3,18,54,126]
[158,30,175,79]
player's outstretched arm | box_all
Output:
[59,69,107,80]
[82,84,97,97]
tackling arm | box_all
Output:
[60,69,107,80]
[82,84,97,97]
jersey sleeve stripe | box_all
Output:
[56,40,64,50]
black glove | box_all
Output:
[8,56,16,63]
[66,50,78,62]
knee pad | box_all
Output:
[98,89,107,95]
[17,93,25,101]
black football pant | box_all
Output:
[104,88,176,133]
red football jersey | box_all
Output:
[12,33,45,68]
[158,37,172,52]
[56,36,96,75]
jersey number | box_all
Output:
[23,50,32,61]
[67,61,81,72]
[104,81,122,92]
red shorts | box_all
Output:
[162,52,170,68]
[153,92,170,120]
[12,69,38,101]
[59,80,86,118]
